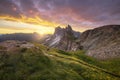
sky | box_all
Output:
[0,0,120,34]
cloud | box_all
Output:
[0,19,55,34]
[0,0,120,30]
[0,0,21,17]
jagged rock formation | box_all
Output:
[79,25,120,60]
[44,25,80,51]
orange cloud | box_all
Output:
[0,15,64,27]
[0,14,92,34]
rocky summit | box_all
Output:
[44,25,80,51]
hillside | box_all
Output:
[78,25,120,60]
[0,41,120,80]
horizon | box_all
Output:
[0,24,120,35]
[0,0,120,34]
[0,25,101,35]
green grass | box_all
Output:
[0,44,120,80]
[69,50,120,75]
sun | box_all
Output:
[36,27,55,35]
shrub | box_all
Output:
[20,48,27,52]
[57,50,72,56]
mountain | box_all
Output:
[78,25,120,60]
[44,25,80,51]
[44,25,120,60]
[0,32,41,42]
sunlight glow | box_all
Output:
[0,15,61,27]
[0,15,89,34]
[0,15,60,34]
[0,19,55,34]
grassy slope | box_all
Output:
[0,44,120,80]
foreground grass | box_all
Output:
[0,44,120,80]
[69,50,120,75]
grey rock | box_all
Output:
[79,25,120,60]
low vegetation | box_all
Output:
[0,44,120,80]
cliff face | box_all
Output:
[44,25,80,51]
[79,25,120,60]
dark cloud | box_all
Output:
[0,0,120,28]
[0,0,21,17]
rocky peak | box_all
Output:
[44,25,80,51]
[54,26,63,33]
[55,26,62,32]
[54,25,74,37]
[54,25,73,34]
[53,26,65,37]
[65,25,72,31]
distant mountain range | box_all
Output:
[45,25,120,60]
[0,33,41,42]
